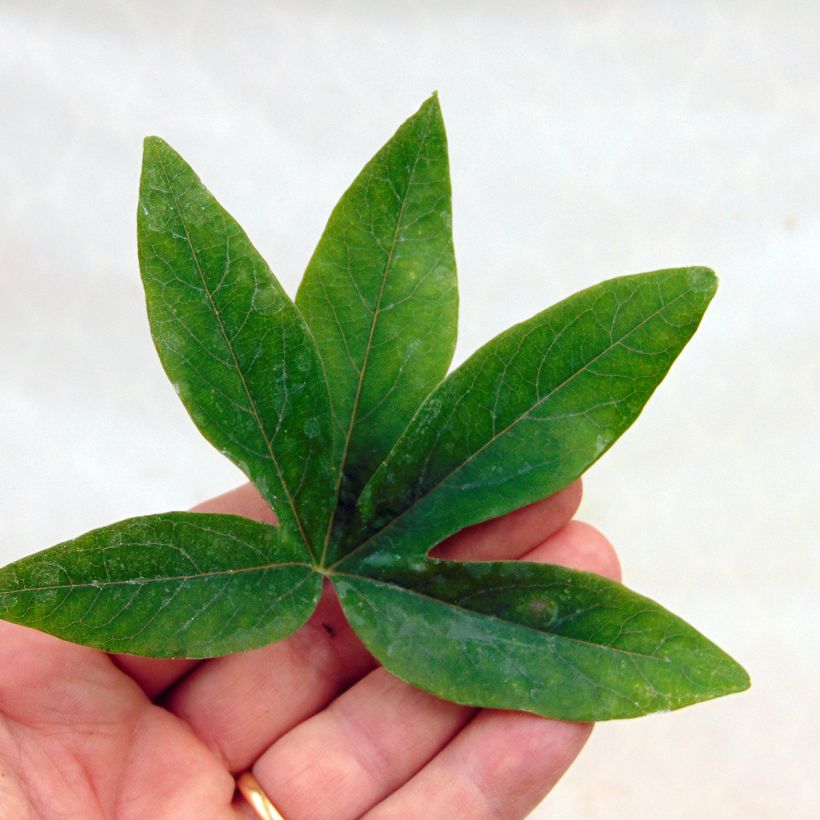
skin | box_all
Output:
[0,479,620,819]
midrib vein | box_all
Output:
[337,287,689,569]
[320,112,435,566]
[1,561,312,595]
[333,571,673,663]
[155,154,317,565]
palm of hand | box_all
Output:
[0,481,618,820]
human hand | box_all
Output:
[0,479,619,819]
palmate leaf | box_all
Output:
[341,266,718,571]
[138,138,337,560]
[0,514,320,658]
[333,559,749,720]
[297,94,458,563]
[0,98,748,722]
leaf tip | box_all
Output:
[142,135,166,157]
[673,641,750,714]
[421,90,442,117]
[686,265,718,299]
[721,654,752,695]
[141,136,186,172]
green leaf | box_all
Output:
[1,98,747,725]
[296,94,458,564]
[341,267,717,570]
[138,138,336,561]
[334,559,749,721]
[0,514,320,658]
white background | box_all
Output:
[1,2,817,817]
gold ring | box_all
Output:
[236,771,285,820]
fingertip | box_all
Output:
[565,478,584,515]
[525,520,622,582]
[111,655,200,700]
[527,480,584,529]
[538,479,584,529]
[191,483,277,525]
[372,706,594,818]
[434,479,584,562]
[467,710,593,816]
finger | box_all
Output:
[249,668,473,820]
[0,621,240,818]
[522,519,622,582]
[111,483,277,698]
[367,710,590,820]
[165,581,375,772]
[164,484,583,772]
[246,520,618,820]
[109,655,199,700]
[192,483,279,524]
[432,479,582,561]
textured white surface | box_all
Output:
[0,2,817,817]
